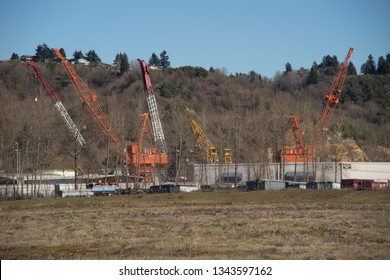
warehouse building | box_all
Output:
[185,162,390,188]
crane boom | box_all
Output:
[313,47,354,148]
[27,61,86,146]
[282,115,313,163]
[137,59,168,154]
[54,48,126,159]
[191,119,219,164]
[289,116,304,150]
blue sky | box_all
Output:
[1,0,389,78]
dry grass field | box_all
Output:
[0,189,389,260]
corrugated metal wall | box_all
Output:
[187,162,390,186]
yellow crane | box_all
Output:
[190,119,232,164]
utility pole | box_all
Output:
[15,142,20,194]
[74,140,78,190]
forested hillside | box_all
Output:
[1,50,390,177]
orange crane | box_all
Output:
[127,113,168,183]
[283,47,354,163]
[27,61,86,146]
[312,47,354,149]
[283,116,312,163]
[53,48,126,160]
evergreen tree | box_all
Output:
[347,61,357,75]
[307,65,319,85]
[159,50,170,69]
[120,53,130,74]
[319,55,339,76]
[10,53,19,60]
[360,54,376,75]
[114,53,120,65]
[85,50,101,64]
[377,56,386,75]
[319,55,339,68]
[248,70,257,83]
[114,52,130,75]
[178,66,208,78]
[58,48,66,59]
[386,54,390,74]
[283,62,292,75]
[148,52,160,67]
[377,55,390,75]
[73,50,84,60]
[35,43,55,61]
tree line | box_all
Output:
[10,43,172,75]
[11,44,102,65]
[10,43,389,78]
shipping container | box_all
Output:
[221,172,243,183]
[284,171,315,181]
[371,182,388,189]
[149,184,180,193]
[245,180,285,191]
[306,182,333,189]
[246,180,259,191]
[260,180,285,190]
[86,183,120,195]
[341,179,374,189]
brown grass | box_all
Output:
[0,189,389,259]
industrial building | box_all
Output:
[1,161,388,197]
[186,161,390,189]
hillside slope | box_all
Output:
[0,60,389,175]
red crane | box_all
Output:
[126,59,168,183]
[53,48,126,160]
[27,61,86,146]
[137,59,168,154]
[312,47,354,149]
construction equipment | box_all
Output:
[53,48,126,160]
[282,115,313,163]
[125,59,168,183]
[137,59,168,154]
[312,47,354,149]
[282,47,354,163]
[191,119,232,164]
[27,61,86,146]
[127,113,168,183]
[223,148,233,164]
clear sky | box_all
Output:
[1,0,389,78]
